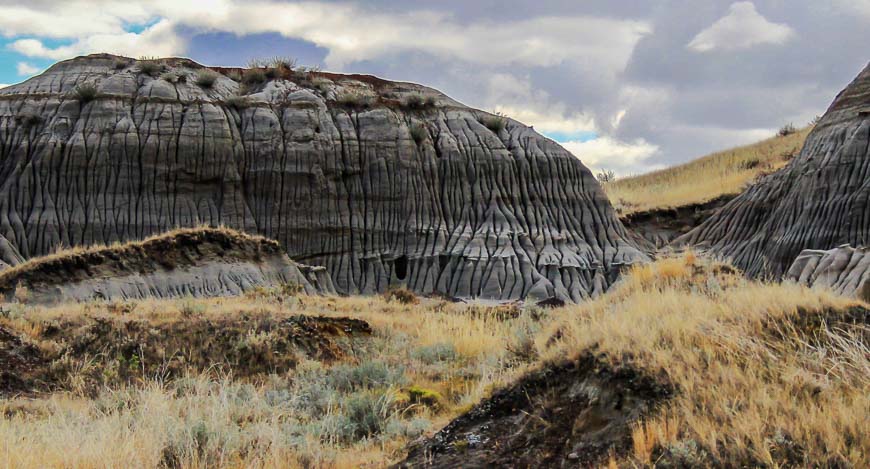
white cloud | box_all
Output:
[15,61,40,76]
[687,2,794,52]
[561,136,661,176]
[9,19,185,60]
[484,73,596,136]
[0,1,650,72]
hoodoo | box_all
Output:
[679,63,870,278]
[0,54,646,302]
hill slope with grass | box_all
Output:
[680,63,870,278]
[604,125,811,216]
[0,227,335,302]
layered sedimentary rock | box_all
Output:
[0,227,335,302]
[786,245,870,300]
[0,54,646,301]
[679,63,870,278]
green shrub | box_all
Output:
[324,361,407,392]
[409,124,428,145]
[113,60,129,70]
[224,70,242,82]
[481,113,506,133]
[336,91,374,109]
[311,77,331,93]
[242,68,267,85]
[136,61,163,77]
[407,386,442,408]
[73,84,98,103]
[225,95,250,109]
[404,93,435,110]
[411,343,457,364]
[383,285,418,304]
[195,70,218,88]
[342,391,395,440]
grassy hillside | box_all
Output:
[605,126,812,215]
[0,253,865,467]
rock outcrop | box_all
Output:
[0,227,335,302]
[0,54,646,302]
[678,63,870,278]
[786,245,870,300]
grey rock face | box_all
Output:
[0,54,646,302]
[786,245,870,300]
[679,63,870,278]
[0,228,335,303]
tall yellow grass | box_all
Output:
[0,253,866,467]
[605,126,812,214]
[542,254,868,466]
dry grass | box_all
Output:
[541,254,868,467]
[0,293,536,468]
[605,126,812,214]
[0,252,865,467]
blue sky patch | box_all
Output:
[541,130,598,143]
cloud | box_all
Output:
[484,73,596,137]
[0,84,8,89]
[687,2,794,52]
[15,61,40,76]
[8,19,185,60]
[0,1,650,71]
[561,136,660,176]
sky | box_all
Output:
[0,1,867,176]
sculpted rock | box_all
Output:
[786,245,870,300]
[0,54,646,301]
[0,227,335,302]
[679,63,870,278]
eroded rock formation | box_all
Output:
[678,63,870,278]
[0,54,646,301]
[0,227,335,302]
[786,245,870,300]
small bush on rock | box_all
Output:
[404,93,435,110]
[481,113,506,133]
[195,70,218,88]
[136,61,163,77]
[73,84,98,104]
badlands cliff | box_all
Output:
[0,54,646,302]
[680,63,870,278]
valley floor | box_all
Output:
[0,254,867,468]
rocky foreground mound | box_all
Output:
[0,54,646,302]
[679,63,870,277]
[0,227,334,302]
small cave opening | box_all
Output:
[395,255,408,280]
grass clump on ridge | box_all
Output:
[604,125,813,215]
